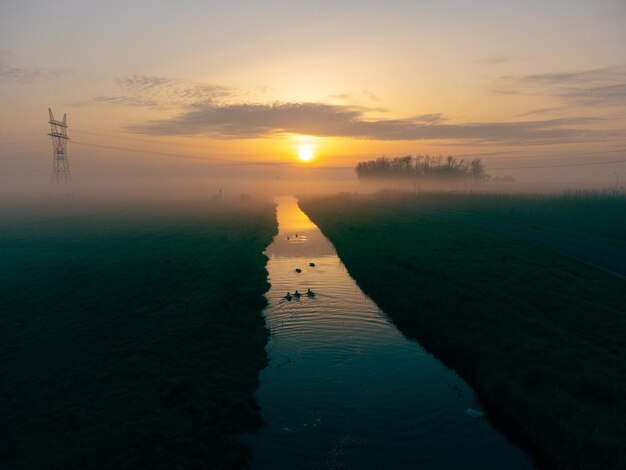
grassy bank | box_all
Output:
[300,195,626,470]
[371,190,626,241]
[0,202,277,469]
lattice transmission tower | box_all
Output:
[48,108,72,184]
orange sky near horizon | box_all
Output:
[1,0,625,192]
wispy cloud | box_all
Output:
[129,101,610,145]
[517,68,613,85]
[362,90,380,102]
[94,75,230,109]
[411,113,446,124]
[0,55,70,83]
[330,93,353,101]
[478,54,514,65]
[561,83,626,107]
[497,66,626,108]
[516,107,563,117]
[331,90,380,104]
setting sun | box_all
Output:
[297,145,315,162]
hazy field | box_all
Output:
[372,190,626,241]
[300,194,626,470]
[0,202,276,469]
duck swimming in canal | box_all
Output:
[284,292,292,301]
[293,290,301,298]
[295,268,302,273]
[309,262,315,267]
[306,288,315,297]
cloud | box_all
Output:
[478,54,513,65]
[362,90,380,102]
[560,83,626,107]
[93,95,162,108]
[330,93,353,101]
[94,73,620,146]
[0,56,70,83]
[518,69,607,85]
[94,75,230,109]
[128,101,611,145]
[516,107,563,117]
[411,113,446,124]
[330,90,388,108]
[497,66,626,107]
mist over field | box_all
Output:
[1,1,625,469]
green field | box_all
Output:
[371,190,626,241]
[300,195,626,470]
[0,202,276,469]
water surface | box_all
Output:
[246,197,533,469]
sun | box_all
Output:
[297,145,315,162]
[292,134,318,163]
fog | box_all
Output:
[1,137,625,213]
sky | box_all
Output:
[1,0,625,196]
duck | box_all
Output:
[309,262,316,267]
[295,268,302,273]
[293,290,302,298]
[284,292,292,301]
[306,288,315,297]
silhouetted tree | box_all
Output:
[355,155,489,181]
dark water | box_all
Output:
[245,197,533,469]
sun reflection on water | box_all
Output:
[274,196,318,234]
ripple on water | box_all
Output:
[245,197,533,470]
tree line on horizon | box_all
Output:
[355,155,490,181]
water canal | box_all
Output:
[246,197,533,469]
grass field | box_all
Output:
[0,202,276,469]
[300,195,626,470]
[371,190,626,241]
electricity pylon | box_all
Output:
[48,108,72,184]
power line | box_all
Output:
[54,140,626,170]
[9,125,626,171]
[72,129,212,149]
[2,127,340,169]
[72,140,227,162]
[463,146,626,160]
[71,140,288,167]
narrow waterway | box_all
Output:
[246,197,533,469]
